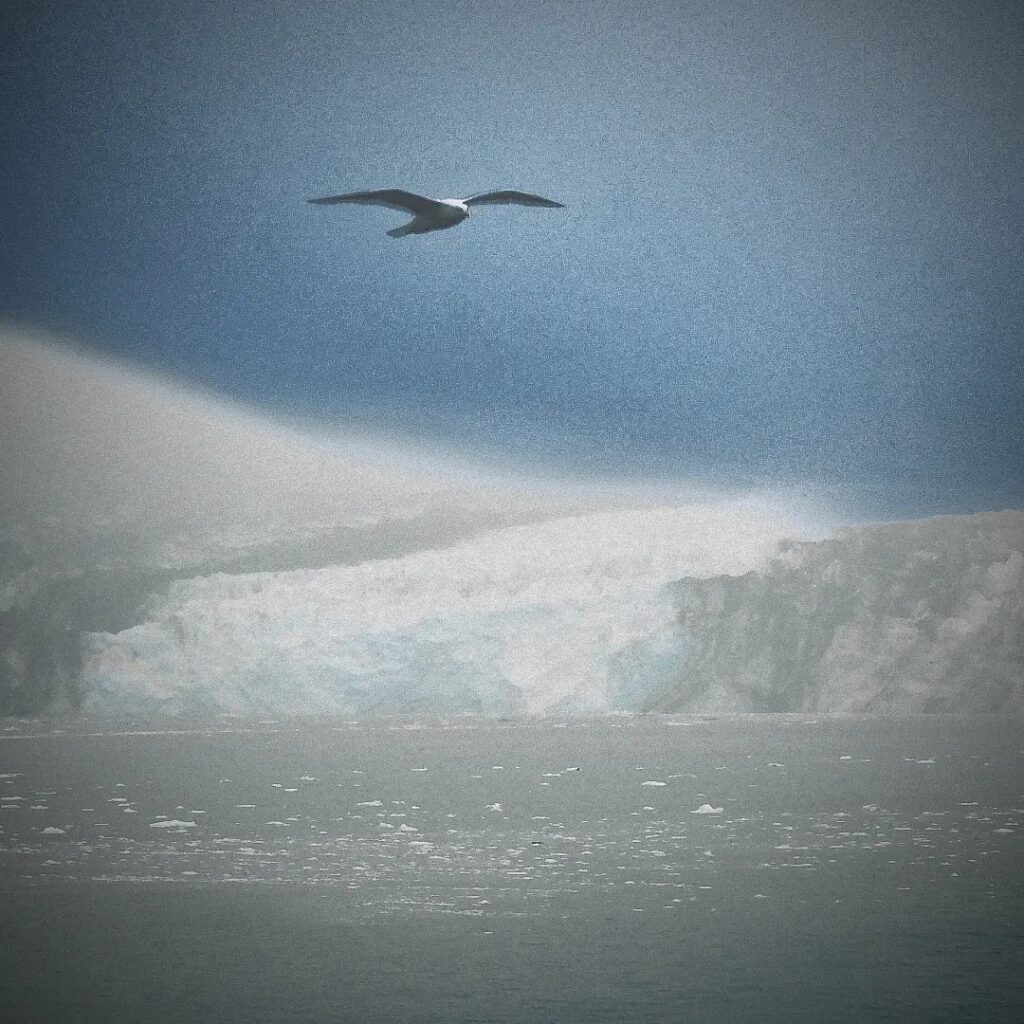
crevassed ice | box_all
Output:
[81,504,794,717]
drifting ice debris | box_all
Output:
[693,804,724,815]
[42,826,66,835]
[148,819,196,829]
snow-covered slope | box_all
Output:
[0,329,557,569]
[81,505,794,716]
[647,511,1024,714]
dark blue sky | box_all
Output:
[3,0,1022,517]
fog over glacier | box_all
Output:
[3,330,1021,717]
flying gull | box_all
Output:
[307,188,565,237]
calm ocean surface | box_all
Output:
[1,715,1022,1023]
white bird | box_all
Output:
[307,188,565,237]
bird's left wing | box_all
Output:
[462,190,565,208]
[307,189,445,216]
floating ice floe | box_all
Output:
[149,819,197,829]
[42,826,66,835]
[693,804,724,815]
[641,780,666,787]
[357,800,383,807]
[486,803,503,812]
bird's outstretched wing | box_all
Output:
[307,189,445,216]
[462,190,564,208]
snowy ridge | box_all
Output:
[81,505,795,716]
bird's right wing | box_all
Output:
[307,189,445,216]
[462,190,565,208]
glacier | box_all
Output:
[80,509,1024,717]
[81,505,795,716]
[80,510,1024,718]
[4,330,1022,718]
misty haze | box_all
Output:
[3,0,1024,1021]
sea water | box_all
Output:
[1,715,1022,1023]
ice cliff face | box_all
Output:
[647,511,1024,714]
[79,510,1024,718]
[81,506,792,716]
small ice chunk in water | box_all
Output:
[486,803,503,812]
[42,826,66,835]
[642,781,666,787]
[149,819,197,828]
[693,804,724,815]
[357,800,383,807]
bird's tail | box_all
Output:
[386,219,421,238]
